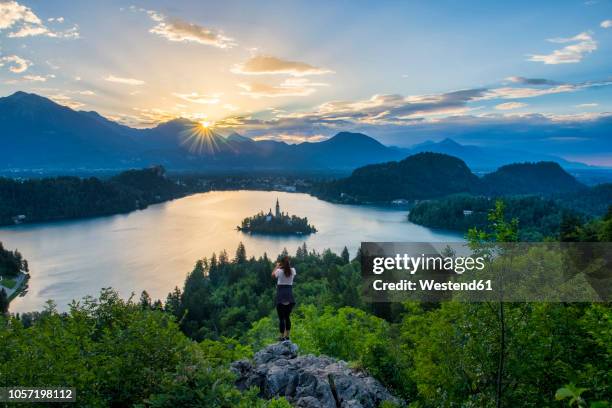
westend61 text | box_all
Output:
[373,279,493,291]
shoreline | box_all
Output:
[0,187,419,230]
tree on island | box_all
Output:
[238,199,317,235]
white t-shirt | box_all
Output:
[275,267,296,285]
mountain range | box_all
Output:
[0,91,598,172]
[398,138,592,171]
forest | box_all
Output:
[408,186,612,241]
[1,202,610,407]
[0,166,187,226]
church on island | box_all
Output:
[238,199,317,235]
[265,199,283,222]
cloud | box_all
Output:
[0,0,40,29]
[108,107,178,128]
[506,76,560,86]
[239,78,329,98]
[212,75,612,145]
[104,75,145,86]
[282,88,488,123]
[575,103,598,108]
[145,10,235,48]
[484,85,576,99]
[528,32,597,64]
[253,133,328,144]
[22,74,55,82]
[0,1,79,38]
[482,79,611,100]
[47,93,85,110]
[222,79,606,132]
[601,20,612,28]
[0,55,31,73]
[495,102,527,110]
[173,92,221,104]
[12,24,79,39]
[231,55,333,76]
[223,103,239,111]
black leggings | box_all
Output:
[276,303,294,333]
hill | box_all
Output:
[312,152,481,203]
[481,162,586,195]
[312,153,587,203]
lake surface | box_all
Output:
[0,190,461,312]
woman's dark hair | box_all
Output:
[281,256,292,277]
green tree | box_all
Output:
[341,246,350,264]
[467,200,518,408]
[139,290,152,309]
[0,288,8,314]
[235,242,247,263]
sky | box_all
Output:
[0,0,611,164]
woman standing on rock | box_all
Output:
[271,256,296,341]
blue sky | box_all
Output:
[0,0,611,163]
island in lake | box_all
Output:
[238,199,317,235]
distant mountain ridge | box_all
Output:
[0,91,141,168]
[398,137,592,170]
[0,91,596,173]
[0,92,404,171]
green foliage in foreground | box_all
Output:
[0,289,287,408]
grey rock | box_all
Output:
[231,341,403,408]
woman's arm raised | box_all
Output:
[271,262,280,278]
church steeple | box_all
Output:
[275,198,281,217]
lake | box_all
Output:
[0,190,461,312]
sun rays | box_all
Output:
[180,120,236,155]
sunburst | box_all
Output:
[179,120,229,155]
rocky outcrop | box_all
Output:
[231,341,402,408]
